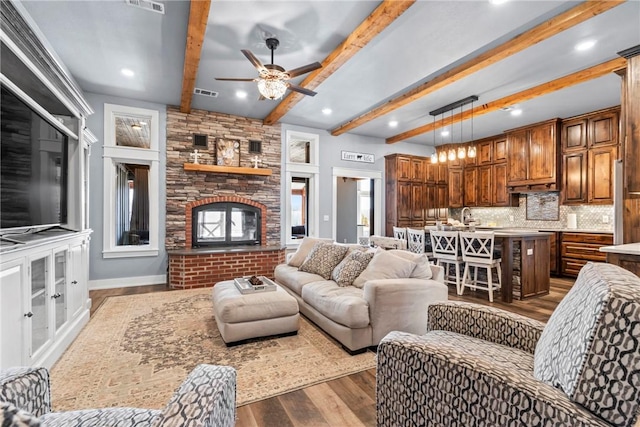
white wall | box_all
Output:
[84,92,167,288]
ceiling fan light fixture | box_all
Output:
[257,76,287,100]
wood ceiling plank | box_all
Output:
[262,0,415,126]
[332,0,625,136]
[180,0,211,114]
[386,57,627,144]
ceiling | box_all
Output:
[17,0,640,148]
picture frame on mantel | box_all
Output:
[216,138,241,167]
[526,192,559,221]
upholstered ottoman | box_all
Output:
[212,280,300,344]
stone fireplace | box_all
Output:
[165,107,285,289]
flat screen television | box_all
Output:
[1,84,68,230]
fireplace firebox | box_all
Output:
[192,202,261,247]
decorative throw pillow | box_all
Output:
[332,250,375,287]
[288,237,333,267]
[352,248,417,288]
[0,403,40,427]
[388,250,432,280]
[299,243,349,280]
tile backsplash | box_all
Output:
[450,192,614,231]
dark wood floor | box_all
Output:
[88,276,573,426]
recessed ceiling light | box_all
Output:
[236,90,248,99]
[322,108,332,115]
[441,130,450,137]
[511,109,523,116]
[575,40,596,51]
[121,68,135,77]
[489,0,509,5]
[388,120,398,128]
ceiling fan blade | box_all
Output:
[287,83,317,97]
[241,49,266,72]
[214,77,256,82]
[286,62,322,78]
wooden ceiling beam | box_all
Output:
[262,0,415,126]
[332,0,625,136]
[180,0,211,114]
[386,57,627,144]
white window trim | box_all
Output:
[284,130,320,247]
[102,104,159,258]
[331,167,382,241]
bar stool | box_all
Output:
[430,230,463,293]
[406,228,425,254]
[459,231,502,302]
[393,226,407,241]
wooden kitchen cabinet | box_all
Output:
[478,165,492,206]
[492,163,518,207]
[463,167,478,207]
[386,154,432,235]
[589,146,617,204]
[561,107,619,205]
[560,232,613,277]
[506,119,560,192]
[562,151,588,204]
[448,168,464,208]
[494,137,507,162]
[478,140,493,164]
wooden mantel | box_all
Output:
[183,163,273,176]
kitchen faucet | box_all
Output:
[461,207,473,225]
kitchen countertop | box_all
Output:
[475,226,613,234]
[599,243,640,256]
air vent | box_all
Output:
[249,140,262,154]
[125,0,165,14]
[193,134,208,147]
[194,88,219,98]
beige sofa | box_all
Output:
[274,238,448,353]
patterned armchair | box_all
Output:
[377,262,640,427]
[0,364,236,427]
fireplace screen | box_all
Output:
[192,202,260,247]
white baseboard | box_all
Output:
[88,274,167,290]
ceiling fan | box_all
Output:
[215,37,322,100]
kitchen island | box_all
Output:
[427,228,552,303]
[492,230,552,303]
[600,243,640,277]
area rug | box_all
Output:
[49,288,376,411]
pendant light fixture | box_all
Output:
[438,112,447,163]
[457,104,466,159]
[429,95,478,163]
[468,99,477,158]
[430,115,438,163]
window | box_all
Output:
[103,104,159,258]
[284,130,319,245]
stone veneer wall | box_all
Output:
[165,106,282,249]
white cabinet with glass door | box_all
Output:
[0,232,91,369]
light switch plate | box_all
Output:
[602,215,609,223]
[527,248,534,255]
[323,215,329,221]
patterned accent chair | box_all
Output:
[0,364,236,427]
[377,262,640,427]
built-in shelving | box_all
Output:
[183,163,273,176]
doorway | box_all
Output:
[332,167,382,243]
